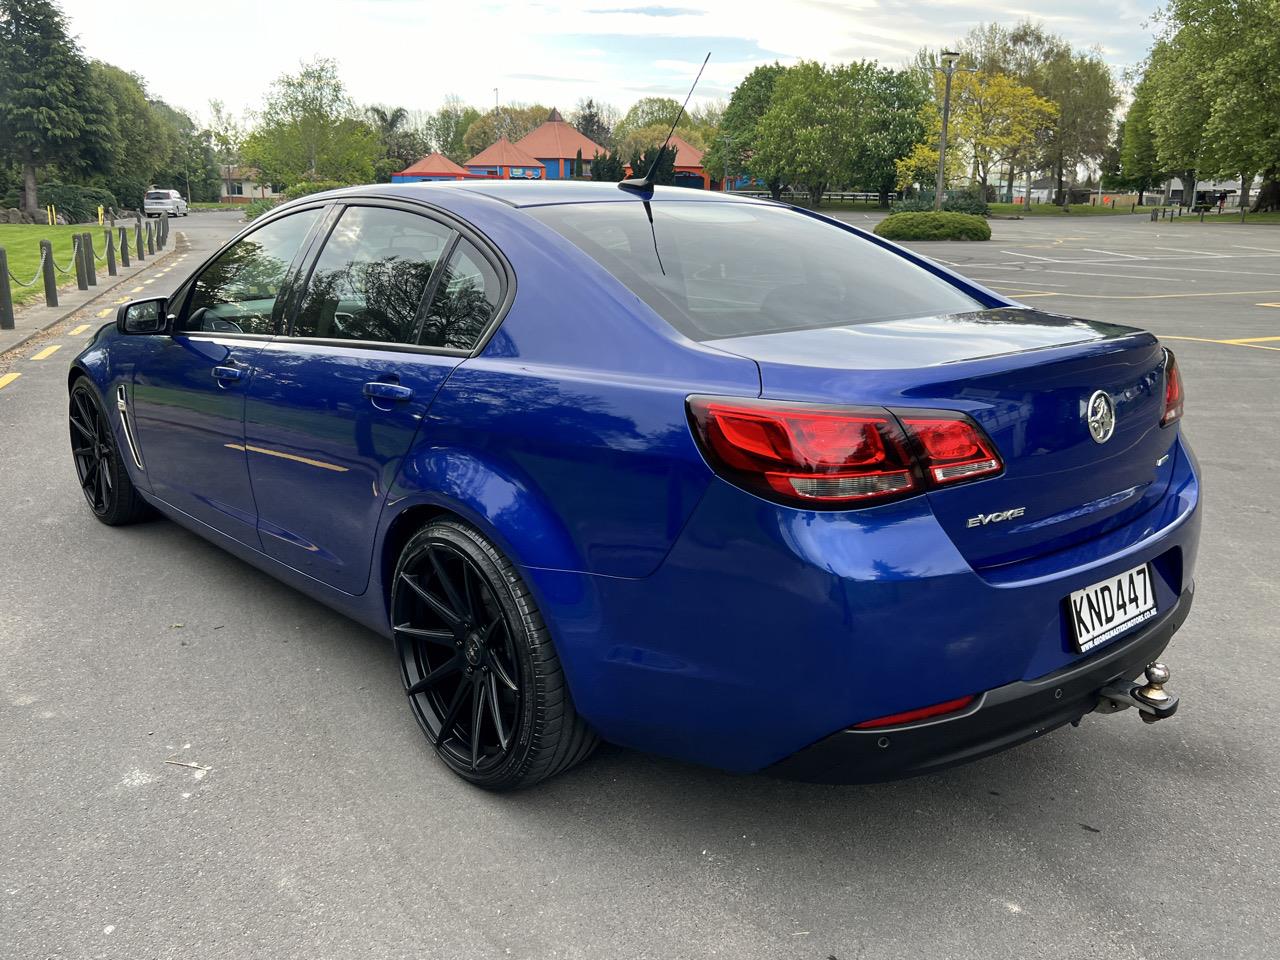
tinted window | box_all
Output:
[145,191,168,200]
[528,202,984,341]
[183,208,321,335]
[420,239,501,350]
[293,206,453,344]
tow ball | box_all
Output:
[1095,662,1179,724]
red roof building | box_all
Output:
[391,152,477,182]
[514,108,606,179]
[622,134,716,190]
[465,137,545,180]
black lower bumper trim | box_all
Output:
[769,586,1194,784]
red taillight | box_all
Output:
[897,411,1003,486]
[852,694,977,729]
[1161,348,1184,426]
[687,397,919,506]
[687,397,1003,508]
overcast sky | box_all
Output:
[58,0,1158,124]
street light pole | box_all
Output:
[933,50,961,212]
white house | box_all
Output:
[219,165,282,204]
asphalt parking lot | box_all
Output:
[1,210,1277,960]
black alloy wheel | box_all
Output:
[68,378,150,526]
[392,520,597,790]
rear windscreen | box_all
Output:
[145,192,170,200]
[527,201,984,341]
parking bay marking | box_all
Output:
[0,372,20,391]
[69,324,90,335]
[30,344,62,360]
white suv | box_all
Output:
[143,189,188,218]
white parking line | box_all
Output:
[1001,250,1057,261]
[1082,248,1144,260]
[1040,269,1195,283]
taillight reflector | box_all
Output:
[897,412,1003,486]
[852,694,977,729]
[1161,348,1184,426]
[687,396,1003,509]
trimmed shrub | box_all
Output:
[874,212,991,242]
[282,180,349,202]
[244,198,280,221]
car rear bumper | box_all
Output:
[767,583,1193,783]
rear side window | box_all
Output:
[527,202,983,341]
[419,239,501,350]
[293,206,453,344]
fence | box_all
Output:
[0,213,169,332]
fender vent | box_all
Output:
[115,384,145,471]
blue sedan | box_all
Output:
[68,182,1200,789]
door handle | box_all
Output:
[212,365,245,382]
[363,381,414,402]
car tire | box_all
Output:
[392,519,598,790]
[68,377,152,526]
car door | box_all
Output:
[129,206,325,547]
[243,201,506,594]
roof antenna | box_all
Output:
[619,52,710,193]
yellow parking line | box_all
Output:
[0,372,20,390]
[1043,289,1280,301]
[130,286,144,293]
[69,324,91,335]
[1159,335,1280,353]
[1222,336,1280,343]
[97,308,111,318]
[1254,303,1280,308]
[143,278,155,284]
[30,344,62,360]
[115,297,129,303]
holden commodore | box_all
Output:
[67,181,1198,789]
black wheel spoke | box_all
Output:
[487,672,509,750]
[488,641,518,692]
[394,623,455,647]
[70,416,94,441]
[469,678,484,769]
[428,547,469,623]
[400,573,462,629]
[436,679,470,746]
[407,656,461,696]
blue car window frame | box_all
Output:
[171,201,333,340]
[276,197,515,359]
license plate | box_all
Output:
[1067,563,1157,653]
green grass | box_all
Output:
[189,201,242,211]
[987,202,1168,217]
[0,223,94,306]
[1169,209,1280,225]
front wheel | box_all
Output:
[392,519,598,790]
[69,378,151,526]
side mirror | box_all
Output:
[117,297,169,334]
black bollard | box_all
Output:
[118,226,130,267]
[105,228,117,276]
[40,240,58,307]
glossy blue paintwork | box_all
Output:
[71,181,1202,775]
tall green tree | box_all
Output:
[752,61,872,207]
[430,95,481,164]
[0,0,103,214]
[1145,39,1208,207]
[570,97,617,148]
[703,62,786,195]
[1119,78,1164,203]
[241,58,380,186]
[611,97,682,147]
[851,67,928,205]
[1039,48,1117,204]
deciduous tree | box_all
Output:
[0,0,103,214]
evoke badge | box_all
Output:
[967,507,1026,528]
[1086,390,1116,444]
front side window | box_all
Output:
[420,239,501,350]
[293,206,453,344]
[183,208,322,335]
[527,202,985,341]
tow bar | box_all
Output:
[1096,661,1179,723]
